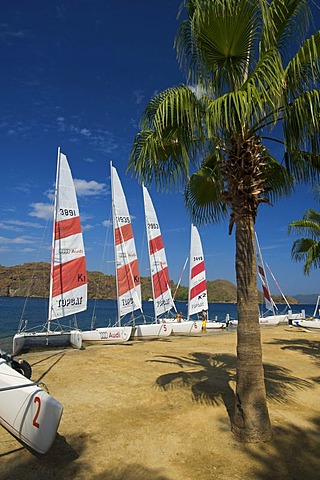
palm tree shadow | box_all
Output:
[149,352,313,425]
[266,336,320,365]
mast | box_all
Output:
[48,147,61,331]
[110,161,120,326]
[187,225,192,321]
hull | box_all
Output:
[81,326,132,344]
[293,319,320,330]
[0,359,63,454]
[205,321,226,330]
[166,320,202,335]
[13,330,82,356]
[259,315,282,325]
[227,316,281,326]
[132,322,172,338]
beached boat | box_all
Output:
[0,353,63,454]
[12,148,86,355]
[81,164,170,343]
[292,295,320,329]
[142,186,201,335]
[187,224,225,330]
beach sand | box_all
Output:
[1,325,319,480]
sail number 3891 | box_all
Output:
[59,208,76,216]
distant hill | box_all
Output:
[0,262,299,304]
[294,294,319,305]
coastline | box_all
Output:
[1,325,320,479]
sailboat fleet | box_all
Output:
[2,149,317,455]
[10,154,309,351]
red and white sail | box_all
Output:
[187,224,208,319]
[255,232,274,313]
[48,149,87,322]
[111,163,142,323]
[142,185,175,319]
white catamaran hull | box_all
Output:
[166,320,203,335]
[0,359,63,454]
[132,322,173,338]
[206,321,226,330]
[259,315,284,325]
[81,326,132,344]
[292,319,320,330]
[13,330,82,356]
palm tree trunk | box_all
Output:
[232,214,272,442]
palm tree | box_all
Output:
[128,0,320,442]
[288,208,320,273]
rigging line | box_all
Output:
[265,262,291,308]
[173,256,189,301]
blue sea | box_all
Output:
[0,296,316,354]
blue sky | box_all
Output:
[1,1,319,296]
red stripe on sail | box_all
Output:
[258,265,265,277]
[149,235,164,255]
[190,279,207,301]
[262,285,271,302]
[191,261,205,279]
[152,267,170,299]
[55,217,82,240]
[52,256,87,297]
[117,259,140,297]
[115,223,133,246]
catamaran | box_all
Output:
[292,295,320,330]
[0,349,63,454]
[187,224,225,330]
[12,148,86,355]
[81,163,171,344]
[142,185,201,335]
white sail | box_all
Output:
[48,150,87,322]
[111,163,142,323]
[187,224,208,319]
[142,185,175,319]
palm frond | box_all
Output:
[285,31,320,95]
[184,152,229,225]
[291,238,320,274]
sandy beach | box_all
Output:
[1,325,319,480]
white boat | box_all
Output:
[142,186,201,335]
[0,356,63,454]
[12,148,86,355]
[187,225,225,330]
[293,295,320,329]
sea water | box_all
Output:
[0,296,315,354]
